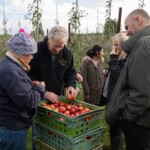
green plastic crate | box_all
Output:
[36,139,56,150]
[36,98,103,137]
[35,123,103,150]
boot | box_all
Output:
[110,136,124,150]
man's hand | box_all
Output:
[45,91,59,103]
[76,73,83,83]
[66,86,76,100]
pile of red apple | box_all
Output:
[41,101,92,118]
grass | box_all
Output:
[27,128,32,150]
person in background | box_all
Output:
[105,32,128,150]
[28,25,76,150]
[81,44,104,106]
[106,9,150,150]
[0,29,45,150]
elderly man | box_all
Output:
[28,25,76,150]
[29,25,76,102]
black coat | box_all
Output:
[107,54,127,104]
[28,37,76,95]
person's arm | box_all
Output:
[122,39,150,122]
[3,69,45,109]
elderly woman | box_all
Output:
[0,29,45,150]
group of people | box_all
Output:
[0,8,150,150]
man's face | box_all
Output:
[48,38,66,54]
[124,18,135,36]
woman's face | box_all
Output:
[113,43,122,55]
[97,49,104,59]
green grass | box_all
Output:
[27,128,32,150]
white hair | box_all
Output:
[48,25,69,42]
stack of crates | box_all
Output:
[35,97,103,150]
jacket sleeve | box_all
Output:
[3,69,45,110]
[122,38,150,122]
[81,59,90,96]
[109,54,121,83]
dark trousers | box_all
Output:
[121,120,150,150]
[110,123,122,137]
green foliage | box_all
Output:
[105,0,112,18]
[67,2,87,34]
[25,0,44,41]
[68,33,112,71]
[104,0,117,40]
[103,18,117,39]
[0,34,11,58]
[138,0,145,9]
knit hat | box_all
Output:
[7,29,37,55]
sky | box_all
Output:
[0,0,150,35]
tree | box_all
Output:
[103,0,117,39]
[138,0,145,9]
[67,1,87,34]
[1,3,8,55]
[25,0,43,41]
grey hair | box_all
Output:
[48,25,69,42]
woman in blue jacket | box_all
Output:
[0,29,45,150]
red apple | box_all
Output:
[66,104,72,110]
[59,106,66,113]
[78,106,84,111]
[70,107,76,114]
[84,108,91,112]
[54,103,59,107]
[77,103,83,107]
[64,110,70,116]
[67,93,74,100]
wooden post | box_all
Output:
[68,23,71,43]
[117,7,122,33]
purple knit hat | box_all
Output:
[7,29,37,55]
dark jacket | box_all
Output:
[81,56,104,105]
[0,56,45,130]
[106,25,150,128]
[28,37,76,95]
[107,54,127,103]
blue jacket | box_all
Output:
[0,56,45,130]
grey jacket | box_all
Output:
[106,25,150,128]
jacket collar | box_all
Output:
[6,51,30,72]
[121,25,150,54]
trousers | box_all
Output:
[121,120,150,150]
[0,127,27,150]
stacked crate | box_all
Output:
[35,97,103,150]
